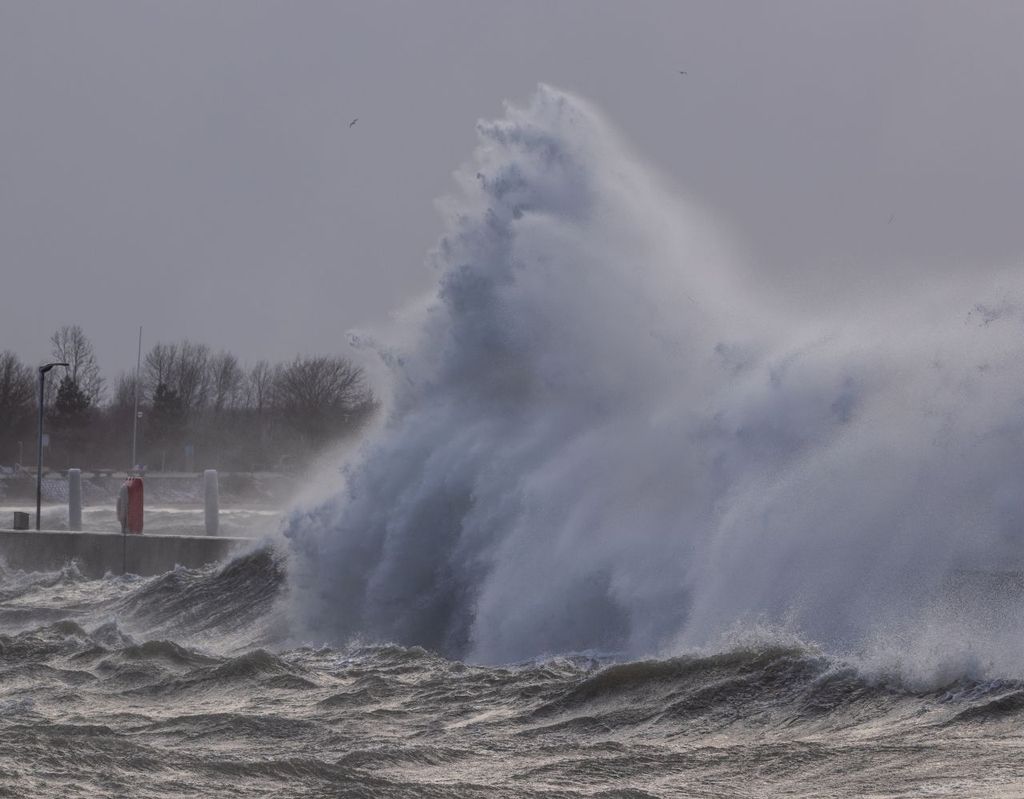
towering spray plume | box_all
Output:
[286,85,1024,674]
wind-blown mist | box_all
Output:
[285,85,1024,674]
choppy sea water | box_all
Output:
[1,547,1023,798]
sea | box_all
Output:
[6,540,1024,794]
[3,543,1024,798]
[5,85,1024,796]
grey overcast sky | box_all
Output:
[3,1,1024,381]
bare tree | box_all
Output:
[175,341,210,413]
[143,342,178,400]
[0,351,35,412]
[273,355,374,444]
[247,360,274,415]
[50,325,104,404]
[209,351,244,412]
[0,350,36,463]
[111,372,138,412]
[273,356,371,413]
[7,332,381,470]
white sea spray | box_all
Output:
[285,85,1024,678]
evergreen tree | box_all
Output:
[50,376,91,466]
[149,383,185,469]
[53,376,90,418]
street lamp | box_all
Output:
[36,362,68,531]
[130,326,142,470]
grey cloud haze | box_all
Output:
[2,1,1023,380]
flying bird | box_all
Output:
[678,70,687,75]
[888,214,894,224]
[349,118,358,128]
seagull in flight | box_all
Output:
[349,118,358,128]
[678,70,687,75]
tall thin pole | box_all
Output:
[131,326,142,470]
[35,362,67,531]
[35,369,44,531]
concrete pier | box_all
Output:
[0,529,252,578]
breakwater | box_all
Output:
[0,529,252,577]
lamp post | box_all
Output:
[130,326,142,470]
[36,362,68,531]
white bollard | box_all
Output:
[204,469,219,536]
[68,468,82,531]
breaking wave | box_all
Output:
[284,84,1024,676]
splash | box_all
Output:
[285,85,1024,674]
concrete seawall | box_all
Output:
[0,530,253,578]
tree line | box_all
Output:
[0,326,377,472]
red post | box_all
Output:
[117,477,144,534]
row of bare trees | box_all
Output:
[0,326,377,472]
